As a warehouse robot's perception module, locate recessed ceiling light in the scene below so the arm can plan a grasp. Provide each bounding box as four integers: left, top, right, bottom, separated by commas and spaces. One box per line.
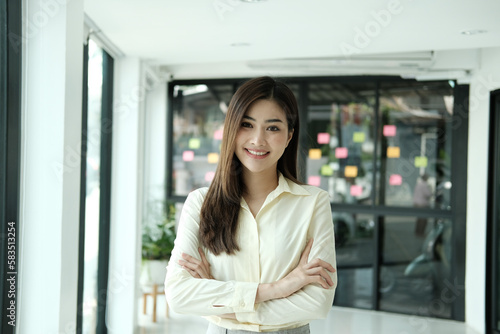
230, 43, 251, 47
460, 29, 487, 35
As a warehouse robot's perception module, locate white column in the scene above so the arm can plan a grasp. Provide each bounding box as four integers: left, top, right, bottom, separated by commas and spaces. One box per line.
19, 0, 84, 333
466, 46, 500, 333
106, 57, 144, 334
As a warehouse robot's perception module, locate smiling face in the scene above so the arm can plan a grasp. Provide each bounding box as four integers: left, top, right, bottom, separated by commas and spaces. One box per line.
234, 99, 294, 177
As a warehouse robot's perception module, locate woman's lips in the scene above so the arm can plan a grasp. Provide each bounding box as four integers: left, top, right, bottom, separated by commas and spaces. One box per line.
245, 148, 270, 159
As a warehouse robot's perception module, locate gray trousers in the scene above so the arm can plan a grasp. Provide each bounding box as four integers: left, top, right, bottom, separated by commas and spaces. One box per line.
206, 322, 310, 334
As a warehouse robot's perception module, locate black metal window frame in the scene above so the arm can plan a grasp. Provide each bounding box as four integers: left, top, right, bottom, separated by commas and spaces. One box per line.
77, 40, 114, 334
165, 76, 468, 321
486, 89, 500, 334
0, 0, 22, 333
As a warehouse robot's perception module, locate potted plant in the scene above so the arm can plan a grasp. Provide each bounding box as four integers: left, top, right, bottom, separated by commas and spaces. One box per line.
141, 200, 176, 285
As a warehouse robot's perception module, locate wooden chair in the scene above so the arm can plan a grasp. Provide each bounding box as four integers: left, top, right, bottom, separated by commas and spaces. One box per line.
142, 283, 169, 322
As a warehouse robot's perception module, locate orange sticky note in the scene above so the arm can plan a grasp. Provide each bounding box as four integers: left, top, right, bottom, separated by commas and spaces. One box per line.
344, 166, 358, 178
387, 146, 400, 158
309, 149, 322, 160
207, 153, 219, 164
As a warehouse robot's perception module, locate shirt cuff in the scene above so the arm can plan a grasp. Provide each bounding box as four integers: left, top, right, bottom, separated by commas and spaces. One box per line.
230, 282, 259, 312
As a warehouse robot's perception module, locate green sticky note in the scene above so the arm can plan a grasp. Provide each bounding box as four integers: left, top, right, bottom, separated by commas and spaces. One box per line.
189, 138, 201, 149
353, 132, 365, 143
414, 156, 428, 167
321, 165, 334, 176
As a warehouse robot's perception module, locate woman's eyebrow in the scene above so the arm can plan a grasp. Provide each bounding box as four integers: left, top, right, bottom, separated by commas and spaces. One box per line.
243, 115, 284, 123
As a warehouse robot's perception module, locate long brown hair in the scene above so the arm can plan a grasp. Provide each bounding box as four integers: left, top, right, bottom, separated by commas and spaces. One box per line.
199, 76, 301, 255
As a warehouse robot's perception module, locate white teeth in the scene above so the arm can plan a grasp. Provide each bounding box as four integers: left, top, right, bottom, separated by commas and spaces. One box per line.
247, 149, 268, 156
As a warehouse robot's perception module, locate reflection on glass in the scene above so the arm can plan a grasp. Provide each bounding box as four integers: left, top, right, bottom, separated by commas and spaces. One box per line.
82, 39, 103, 334
334, 212, 374, 309
379, 216, 452, 318
378, 81, 454, 208
306, 82, 376, 204
334, 268, 373, 309
172, 84, 233, 195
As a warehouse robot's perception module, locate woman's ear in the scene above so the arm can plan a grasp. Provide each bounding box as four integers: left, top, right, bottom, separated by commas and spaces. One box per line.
286, 129, 294, 147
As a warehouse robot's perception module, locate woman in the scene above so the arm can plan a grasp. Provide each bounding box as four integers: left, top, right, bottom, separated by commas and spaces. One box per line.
165, 76, 337, 333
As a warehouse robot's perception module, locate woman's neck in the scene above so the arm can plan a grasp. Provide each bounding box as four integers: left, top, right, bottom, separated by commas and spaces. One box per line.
242, 169, 279, 201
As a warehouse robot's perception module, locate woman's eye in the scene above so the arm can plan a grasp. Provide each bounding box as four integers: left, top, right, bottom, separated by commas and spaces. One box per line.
268, 126, 280, 131
241, 122, 252, 128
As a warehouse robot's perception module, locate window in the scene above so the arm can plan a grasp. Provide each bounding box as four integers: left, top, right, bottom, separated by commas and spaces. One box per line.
166, 76, 467, 321
77, 38, 114, 334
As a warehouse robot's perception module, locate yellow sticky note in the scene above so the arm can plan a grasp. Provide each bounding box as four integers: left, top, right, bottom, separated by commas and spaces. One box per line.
309, 149, 322, 160
344, 166, 358, 178
321, 165, 334, 176
207, 153, 219, 164
189, 138, 201, 149
387, 146, 400, 158
415, 156, 428, 167
353, 132, 365, 143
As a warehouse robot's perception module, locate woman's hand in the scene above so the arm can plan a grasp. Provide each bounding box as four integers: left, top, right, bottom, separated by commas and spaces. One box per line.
178, 247, 213, 279
276, 238, 336, 298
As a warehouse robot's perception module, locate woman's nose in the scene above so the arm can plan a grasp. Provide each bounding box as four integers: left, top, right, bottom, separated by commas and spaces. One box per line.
250, 128, 266, 146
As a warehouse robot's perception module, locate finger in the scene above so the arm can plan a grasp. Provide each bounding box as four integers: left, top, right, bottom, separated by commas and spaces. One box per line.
306, 267, 334, 287
300, 238, 314, 264
305, 258, 335, 273
181, 252, 201, 265
198, 248, 210, 268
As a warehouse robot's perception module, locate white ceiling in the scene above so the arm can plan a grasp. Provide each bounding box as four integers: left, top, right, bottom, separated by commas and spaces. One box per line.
84, 0, 500, 79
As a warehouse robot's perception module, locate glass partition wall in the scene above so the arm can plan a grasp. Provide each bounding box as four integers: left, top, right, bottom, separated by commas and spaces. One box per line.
166, 77, 467, 321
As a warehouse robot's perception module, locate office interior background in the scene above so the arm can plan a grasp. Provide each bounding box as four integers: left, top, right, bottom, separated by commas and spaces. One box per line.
1, 0, 500, 333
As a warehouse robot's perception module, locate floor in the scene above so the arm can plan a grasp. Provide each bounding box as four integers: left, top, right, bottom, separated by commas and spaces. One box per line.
138, 297, 482, 334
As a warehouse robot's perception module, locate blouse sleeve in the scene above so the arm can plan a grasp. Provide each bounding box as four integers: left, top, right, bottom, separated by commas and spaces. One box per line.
164, 189, 259, 316
235, 190, 337, 325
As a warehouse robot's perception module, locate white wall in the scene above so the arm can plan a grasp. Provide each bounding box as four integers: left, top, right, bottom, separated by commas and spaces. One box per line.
106, 57, 145, 334
466, 46, 500, 333
19, 0, 84, 333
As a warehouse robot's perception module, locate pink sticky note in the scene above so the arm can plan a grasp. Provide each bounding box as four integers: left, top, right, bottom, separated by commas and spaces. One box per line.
182, 150, 194, 162
335, 147, 348, 159
205, 171, 215, 182
308, 176, 321, 187
350, 185, 363, 197
213, 129, 223, 140
383, 125, 397, 137
317, 133, 330, 144
389, 174, 402, 186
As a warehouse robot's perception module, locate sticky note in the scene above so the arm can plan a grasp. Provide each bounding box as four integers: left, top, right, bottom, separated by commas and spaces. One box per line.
205, 171, 215, 182
309, 149, 322, 160
182, 150, 194, 162
335, 147, 348, 159
387, 146, 400, 158
389, 174, 402, 186
321, 165, 334, 176
188, 138, 201, 149
207, 153, 219, 164
350, 185, 363, 197
344, 166, 358, 178
308, 176, 321, 187
383, 125, 397, 137
317, 133, 330, 144
353, 132, 365, 143
415, 156, 428, 167
213, 129, 223, 140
